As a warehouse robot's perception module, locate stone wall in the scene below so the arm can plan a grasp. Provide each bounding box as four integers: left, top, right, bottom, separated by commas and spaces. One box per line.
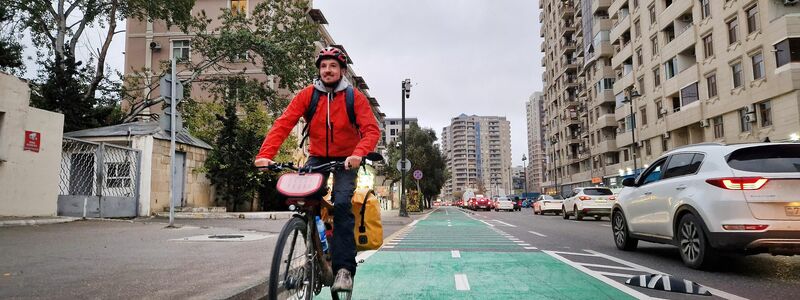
149, 139, 214, 213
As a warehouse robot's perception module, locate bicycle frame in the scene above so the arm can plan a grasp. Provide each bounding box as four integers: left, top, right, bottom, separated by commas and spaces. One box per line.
294, 200, 335, 288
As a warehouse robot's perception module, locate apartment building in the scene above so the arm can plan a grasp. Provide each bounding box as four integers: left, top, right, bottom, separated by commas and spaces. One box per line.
383, 117, 418, 145
124, 0, 384, 127
540, 0, 800, 195
441, 114, 512, 198
525, 92, 547, 193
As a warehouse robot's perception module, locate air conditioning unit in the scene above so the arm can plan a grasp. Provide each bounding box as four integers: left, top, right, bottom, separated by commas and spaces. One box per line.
744, 113, 757, 123
700, 119, 710, 128
663, 132, 671, 139
742, 104, 756, 114
637, 141, 644, 147
785, 0, 799, 6
659, 108, 668, 115
149, 41, 161, 51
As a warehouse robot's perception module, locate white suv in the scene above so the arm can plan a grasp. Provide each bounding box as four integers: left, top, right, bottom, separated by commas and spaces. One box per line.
612, 143, 800, 269
562, 187, 617, 221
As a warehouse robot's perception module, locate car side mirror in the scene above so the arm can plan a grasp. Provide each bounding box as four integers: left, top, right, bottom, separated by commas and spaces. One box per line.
622, 178, 636, 187
365, 152, 384, 162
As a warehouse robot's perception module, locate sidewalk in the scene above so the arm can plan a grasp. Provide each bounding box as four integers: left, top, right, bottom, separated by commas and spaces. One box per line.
0, 208, 432, 299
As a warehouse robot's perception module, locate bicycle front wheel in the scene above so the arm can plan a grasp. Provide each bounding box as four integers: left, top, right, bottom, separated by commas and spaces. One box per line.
268, 217, 314, 300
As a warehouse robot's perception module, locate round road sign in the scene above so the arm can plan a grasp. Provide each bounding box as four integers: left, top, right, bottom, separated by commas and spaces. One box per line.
413, 170, 423, 180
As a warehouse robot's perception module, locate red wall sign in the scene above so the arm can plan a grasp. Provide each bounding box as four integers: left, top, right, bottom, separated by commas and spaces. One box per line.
24, 131, 41, 152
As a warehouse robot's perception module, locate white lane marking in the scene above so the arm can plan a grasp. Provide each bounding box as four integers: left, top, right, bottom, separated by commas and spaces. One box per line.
454, 274, 470, 291
382, 245, 395, 249
572, 221, 581, 223
479, 220, 495, 227
550, 251, 598, 257
355, 250, 377, 262
578, 263, 640, 271
524, 246, 538, 250
519, 243, 532, 246
451, 250, 461, 258
446, 210, 449, 215
662, 275, 671, 291
583, 250, 747, 300
543, 250, 661, 300
684, 279, 693, 294
597, 271, 638, 278
493, 220, 517, 227
528, 231, 548, 237
409, 220, 419, 227
601, 224, 612, 227
448, 224, 452, 227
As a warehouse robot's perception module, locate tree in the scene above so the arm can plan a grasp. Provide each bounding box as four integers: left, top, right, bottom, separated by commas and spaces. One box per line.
384, 124, 449, 209
0, 2, 23, 72
122, 0, 318, 121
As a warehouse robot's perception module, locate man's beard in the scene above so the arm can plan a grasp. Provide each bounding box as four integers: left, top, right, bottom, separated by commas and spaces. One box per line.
323, 77, 340, 89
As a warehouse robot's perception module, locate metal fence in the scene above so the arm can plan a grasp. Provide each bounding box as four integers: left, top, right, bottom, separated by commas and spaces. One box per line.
57, 137, 142, 218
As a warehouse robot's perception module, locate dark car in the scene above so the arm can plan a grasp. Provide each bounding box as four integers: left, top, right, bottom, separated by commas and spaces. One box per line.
513, 197, 522, 211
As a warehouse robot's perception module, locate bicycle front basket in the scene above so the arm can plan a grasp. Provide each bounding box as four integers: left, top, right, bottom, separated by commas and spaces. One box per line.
276, 173, 325, 198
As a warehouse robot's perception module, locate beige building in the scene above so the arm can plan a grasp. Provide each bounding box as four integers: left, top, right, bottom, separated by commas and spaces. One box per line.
525, 92, 547, 193
0, 72, 65, 216
383, 117, 418, 145
539, 0, 800, 195
441, 114, 512, 198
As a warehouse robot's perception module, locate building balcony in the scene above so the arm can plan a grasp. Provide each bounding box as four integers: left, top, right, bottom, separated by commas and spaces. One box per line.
593, 139, 618, 154
592, 0, 613, 14
594, 90, 616, 106
659, 0, 693, 31
561, 40, 578, 56
611, 42, 632, 69
596, 42, 614, 58
666, 102, 702, 131
608, 0, 625, 21
593, 114, 617, 130
561, 6, 576, 20
616, 129, 634, 147
610, 15, 630, 44
561, 24, 576, 37
662, 64, 698, 99
661, 26, 696, 62
612, 69, 634, 94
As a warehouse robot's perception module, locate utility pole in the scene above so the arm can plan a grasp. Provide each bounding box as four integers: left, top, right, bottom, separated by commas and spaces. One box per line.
624, 89, 641, 178
522, 154, 528, 200
399, 79, 411, 217
159, 58, 183, 228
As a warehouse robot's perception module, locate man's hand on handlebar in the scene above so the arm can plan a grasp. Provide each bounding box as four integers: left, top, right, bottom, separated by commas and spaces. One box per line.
344, 155, 362, 170
254, 158, 275, 168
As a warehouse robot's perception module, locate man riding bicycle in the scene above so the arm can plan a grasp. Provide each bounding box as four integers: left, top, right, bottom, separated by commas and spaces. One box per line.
254, 46, 380, 293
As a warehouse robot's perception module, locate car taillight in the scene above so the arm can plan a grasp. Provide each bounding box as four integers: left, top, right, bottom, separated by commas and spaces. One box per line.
609, 196, 616, 201
722, 224, 769, 231
706, 177, 769, 190
579, 196, 591, 200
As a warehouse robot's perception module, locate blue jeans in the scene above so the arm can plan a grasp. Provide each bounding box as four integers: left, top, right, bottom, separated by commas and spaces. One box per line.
305, 156, 357, 275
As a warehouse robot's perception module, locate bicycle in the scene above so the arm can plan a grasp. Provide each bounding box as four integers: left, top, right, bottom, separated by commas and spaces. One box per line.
260, 152, 383, 300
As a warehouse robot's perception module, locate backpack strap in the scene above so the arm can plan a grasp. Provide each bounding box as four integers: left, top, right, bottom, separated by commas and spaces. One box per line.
300, 89, 322, 148
358, 190, 370, 233
345, 86, 360, 137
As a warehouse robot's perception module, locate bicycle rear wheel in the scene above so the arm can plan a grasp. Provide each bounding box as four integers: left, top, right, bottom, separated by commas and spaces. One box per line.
268, 217, 314, 300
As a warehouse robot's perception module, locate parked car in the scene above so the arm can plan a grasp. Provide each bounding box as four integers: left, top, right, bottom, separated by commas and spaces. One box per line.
513, 197, 522, 211
533, 195, 564, 215
562, 187, 616, 221
494, 196, 514, 211
612, 142, 800, 269
471, 197, 493, 211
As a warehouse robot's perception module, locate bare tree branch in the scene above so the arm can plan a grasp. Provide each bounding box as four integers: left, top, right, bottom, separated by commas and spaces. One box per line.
82, 0, 117, 103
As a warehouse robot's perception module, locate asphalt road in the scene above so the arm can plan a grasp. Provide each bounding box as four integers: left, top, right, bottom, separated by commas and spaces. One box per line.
465, 207, 800, 300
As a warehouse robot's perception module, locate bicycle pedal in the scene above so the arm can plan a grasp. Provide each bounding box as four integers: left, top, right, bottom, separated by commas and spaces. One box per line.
336, 291, 352, 300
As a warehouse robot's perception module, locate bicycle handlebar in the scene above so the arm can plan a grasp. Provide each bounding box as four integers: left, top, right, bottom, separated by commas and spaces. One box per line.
256, 161, 346, 173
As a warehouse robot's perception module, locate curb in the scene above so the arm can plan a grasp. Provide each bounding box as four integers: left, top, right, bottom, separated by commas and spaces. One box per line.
221, 279, 267, 300
154, 212, 295, 220
0, 217, 79, 227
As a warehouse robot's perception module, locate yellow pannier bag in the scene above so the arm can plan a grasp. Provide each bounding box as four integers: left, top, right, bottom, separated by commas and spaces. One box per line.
351, 188, 383, 251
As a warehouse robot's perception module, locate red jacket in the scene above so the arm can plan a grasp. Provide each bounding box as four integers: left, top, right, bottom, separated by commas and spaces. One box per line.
256, 83, 380, 160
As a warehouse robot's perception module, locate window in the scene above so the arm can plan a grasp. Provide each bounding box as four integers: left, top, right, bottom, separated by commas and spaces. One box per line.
652, 67, 661, 87
701, 0, 711, 19
713, 116, 724, 138
746, 4, 759, 34
656, 100, 664, 118
106, 162, 132, 188
649, 5, 656, 25
639, 159, 666, 185
751, 52, 765, 80
664, 57, 677, 79
731, 62, 743, 88
231, 0, 247, 14
633, 0, 639, 9
681, 82, 699, 106
644, 139, 652, 156
172, 40, 191, 61
390, 128, 397, 135
583, 188, 613, 196
703, 34, 714, 58
759, 101, 772, 127
636, 48, 643, 66
727, 144, 800, 173
634, 19, 641, 38
638, 77, 645, 94
663, 153, 703, 179
739, 108, 753, 132
640, 106, 648, 125
727, 17, 739, 44
389, 121, 396, 125
661, 137, 668, 151
706, 73, 718, 98
651, 36, 659, 55
774, 38, 800, 67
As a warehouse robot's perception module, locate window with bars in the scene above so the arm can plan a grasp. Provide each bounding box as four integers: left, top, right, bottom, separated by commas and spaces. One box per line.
640, 106, 648, 126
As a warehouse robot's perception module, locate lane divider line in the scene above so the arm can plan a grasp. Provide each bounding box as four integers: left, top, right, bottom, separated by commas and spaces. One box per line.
493, 220, 517, 227
528, 231, 547, 237
454, 274, 470, 291
578, 263, 640, 271
479, 220, 495, 227
598, 271, 640, 278
524, 247, 538, 250
355, 250, 377, 263
519, 243, 531, 246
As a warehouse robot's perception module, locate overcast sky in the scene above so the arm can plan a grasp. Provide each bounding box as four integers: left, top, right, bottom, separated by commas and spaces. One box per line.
21, 0, 543, 166
315, 0, 543, 166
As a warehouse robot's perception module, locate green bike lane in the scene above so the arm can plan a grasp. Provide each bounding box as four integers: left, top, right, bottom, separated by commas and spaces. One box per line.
319, 207, 636, 299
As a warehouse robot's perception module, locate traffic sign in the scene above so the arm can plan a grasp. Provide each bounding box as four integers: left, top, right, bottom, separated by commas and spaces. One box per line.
396, 159, 411, 172
159, 75, 184, 105
413, 170, 423, 180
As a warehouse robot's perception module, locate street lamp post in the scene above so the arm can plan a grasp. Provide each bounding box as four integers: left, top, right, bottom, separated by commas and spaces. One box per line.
399, 79, 411, 217
522, 154, 528, 201
623, 89, 641, 178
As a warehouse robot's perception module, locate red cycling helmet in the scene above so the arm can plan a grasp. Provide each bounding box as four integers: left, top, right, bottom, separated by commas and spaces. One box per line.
315, 46, 348, 68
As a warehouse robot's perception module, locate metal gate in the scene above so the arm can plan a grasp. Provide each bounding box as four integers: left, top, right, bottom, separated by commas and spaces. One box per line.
57, 137, 142, 218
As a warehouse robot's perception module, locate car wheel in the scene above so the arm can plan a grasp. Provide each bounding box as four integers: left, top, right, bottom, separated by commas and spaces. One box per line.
574, 206, 583, 221
555, 211, 561, 216
612, 210, 638, 251
595, 216, 602, 221
562, 206, 569, 219
678, 214, 718, 269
